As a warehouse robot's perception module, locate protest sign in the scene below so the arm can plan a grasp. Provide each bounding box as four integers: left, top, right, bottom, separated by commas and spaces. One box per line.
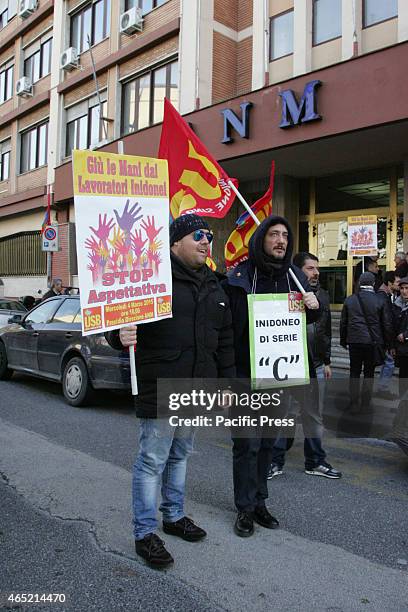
248, 293, 309, 389
348, 215, 377, 256
73, 150, 172, 336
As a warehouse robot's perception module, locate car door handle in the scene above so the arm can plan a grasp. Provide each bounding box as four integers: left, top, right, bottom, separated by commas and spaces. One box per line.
65, 332, 73, 339
32, 332, 39, 337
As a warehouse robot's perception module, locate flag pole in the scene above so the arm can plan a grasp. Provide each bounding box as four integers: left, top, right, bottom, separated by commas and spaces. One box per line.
118, 140, 138, 396
227, 179, 305, 295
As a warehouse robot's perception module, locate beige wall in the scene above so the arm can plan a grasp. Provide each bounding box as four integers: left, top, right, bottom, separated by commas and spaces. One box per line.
269, 0, 293, 18
312, 38, 342, 71
362, 18, 398, 54
0, 211, 45, 238
269, 54, 293, 84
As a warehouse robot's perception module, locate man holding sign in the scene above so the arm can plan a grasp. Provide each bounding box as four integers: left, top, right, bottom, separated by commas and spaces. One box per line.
224, 215, 320, 537
107, 214, 235, 567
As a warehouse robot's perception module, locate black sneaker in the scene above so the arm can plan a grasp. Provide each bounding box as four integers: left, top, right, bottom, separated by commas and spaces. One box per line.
253, 506, 280, 529
163, 516, 207, 542
267, 464, 283, 479
305, 463, 342, 479
234, 511, 254, 537
135, 533, 174, 568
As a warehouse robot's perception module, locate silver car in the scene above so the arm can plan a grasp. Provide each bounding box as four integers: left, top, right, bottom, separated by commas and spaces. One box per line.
0, 299, 27, 327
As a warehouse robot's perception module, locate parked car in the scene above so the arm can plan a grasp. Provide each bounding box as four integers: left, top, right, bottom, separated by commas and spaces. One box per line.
0, 295, 130, 406
0, 299, 27, 327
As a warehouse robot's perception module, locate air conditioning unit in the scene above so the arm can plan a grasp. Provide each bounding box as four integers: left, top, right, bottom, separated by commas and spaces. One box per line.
18, 0, 38, 19
120, 7, 143, 36
60, 47, 79, 71
16, 76, 32, 97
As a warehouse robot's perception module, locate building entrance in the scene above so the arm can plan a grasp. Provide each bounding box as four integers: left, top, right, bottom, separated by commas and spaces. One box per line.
300, 168, 403, 308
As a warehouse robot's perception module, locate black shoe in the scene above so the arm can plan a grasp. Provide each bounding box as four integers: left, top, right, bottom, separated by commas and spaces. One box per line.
163, 516, 206, 542
135, 533, 174, 568
253, 505, 280, 529
234, 511, 254, 537
305, 463, 342, 479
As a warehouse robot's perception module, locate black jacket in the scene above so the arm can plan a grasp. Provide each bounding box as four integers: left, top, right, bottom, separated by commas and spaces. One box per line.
223, 215, 321, 378
393, 296, 408, 358
307, 287, 331, 368
106, 254, 235, 417
340, 288, 393, 349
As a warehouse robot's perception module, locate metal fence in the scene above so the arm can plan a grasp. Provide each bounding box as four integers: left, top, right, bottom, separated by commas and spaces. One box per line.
0, 231, 47, 276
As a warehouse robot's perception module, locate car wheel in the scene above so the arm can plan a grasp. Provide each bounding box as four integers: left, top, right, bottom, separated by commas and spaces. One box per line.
62, 357, 94, 407
0, 341, 13, 380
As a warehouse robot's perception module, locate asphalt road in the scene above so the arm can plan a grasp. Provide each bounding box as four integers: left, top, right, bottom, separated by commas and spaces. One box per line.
1, 373, 408, 612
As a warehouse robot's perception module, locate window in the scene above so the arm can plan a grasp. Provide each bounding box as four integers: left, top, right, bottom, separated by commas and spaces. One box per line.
270, 11, 294, 60
363, 0, 397, 28
20, 122, 48, 173
124, 0, 167, 16
121, 60, 178, 135
25, 300, 59, 325
70, 0, 111, 54
0, 140, 10, 181
313, 0, 342, 45
65, 95, 108, 156
24, 39, 52, 84
52, 299, 80, 324
0, 0, 17, 30
0, 64, 13, 104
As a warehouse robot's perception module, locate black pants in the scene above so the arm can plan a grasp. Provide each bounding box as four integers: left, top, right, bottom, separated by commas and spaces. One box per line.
271, 436, 326, 470
398, 356, 408, 399
232, 435, 275, 512
348, 343, 375, 408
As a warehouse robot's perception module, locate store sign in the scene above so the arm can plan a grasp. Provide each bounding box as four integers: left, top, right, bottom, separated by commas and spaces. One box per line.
220, 80, 322, 143
348, 215, 378, 256
42, 225, 59, 252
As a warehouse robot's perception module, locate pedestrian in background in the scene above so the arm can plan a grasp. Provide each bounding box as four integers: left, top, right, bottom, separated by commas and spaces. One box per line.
395, 251, 408, 279
41, 278, 63, 301
269, 252, 341, 480
340, 272, 393, 414
107, 214, 235, 568
375, 271, 400, 400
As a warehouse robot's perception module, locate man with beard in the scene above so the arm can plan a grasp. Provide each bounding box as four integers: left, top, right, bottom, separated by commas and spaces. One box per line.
223, 216, 321, 537
269, 252, 342, 480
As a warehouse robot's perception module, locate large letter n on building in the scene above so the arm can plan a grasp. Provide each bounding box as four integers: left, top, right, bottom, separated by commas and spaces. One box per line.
221, 102, 253, 144
279, 80, 322, 128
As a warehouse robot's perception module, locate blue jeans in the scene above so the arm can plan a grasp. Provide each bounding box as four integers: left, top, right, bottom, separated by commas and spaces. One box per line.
378, 352, 395, 391
132, 418, 195, 540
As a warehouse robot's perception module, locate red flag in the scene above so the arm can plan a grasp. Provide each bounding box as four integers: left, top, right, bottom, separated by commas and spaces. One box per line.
159, 98, 238, 219
225, 162, 275, 270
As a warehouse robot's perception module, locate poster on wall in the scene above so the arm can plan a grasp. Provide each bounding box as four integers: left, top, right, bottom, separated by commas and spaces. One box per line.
248, 293, 309, 390
347, 215, 378, 256
72, 150, 172, 336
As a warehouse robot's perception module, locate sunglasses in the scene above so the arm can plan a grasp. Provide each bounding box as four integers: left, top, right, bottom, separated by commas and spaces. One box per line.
192, 229, 213, 243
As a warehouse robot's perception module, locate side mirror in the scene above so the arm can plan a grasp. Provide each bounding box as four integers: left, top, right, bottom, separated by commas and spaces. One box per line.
8, 314, 23, 324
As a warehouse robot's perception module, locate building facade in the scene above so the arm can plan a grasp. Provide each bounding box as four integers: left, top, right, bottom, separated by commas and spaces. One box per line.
0, 0, 407, 306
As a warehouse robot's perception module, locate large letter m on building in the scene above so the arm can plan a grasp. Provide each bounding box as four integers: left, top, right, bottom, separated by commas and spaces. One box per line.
279, 79, 322, 128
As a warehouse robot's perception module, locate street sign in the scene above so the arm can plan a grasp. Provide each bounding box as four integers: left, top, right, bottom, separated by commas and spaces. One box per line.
42, 225, 59, 252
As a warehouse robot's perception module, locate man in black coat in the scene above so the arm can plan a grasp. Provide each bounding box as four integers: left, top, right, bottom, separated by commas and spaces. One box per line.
223, 214, 321, 537
340, 271, 393, 414
107, 214, 235, 568
269, 252, 341, 480
41, 278, 63, 301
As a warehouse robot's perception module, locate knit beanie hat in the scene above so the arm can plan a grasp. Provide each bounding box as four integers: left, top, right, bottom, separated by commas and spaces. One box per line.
359, 272, 375, 286
169, 214, 210, 246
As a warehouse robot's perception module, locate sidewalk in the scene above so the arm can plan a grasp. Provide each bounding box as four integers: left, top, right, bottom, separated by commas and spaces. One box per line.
0, 418, 407, 612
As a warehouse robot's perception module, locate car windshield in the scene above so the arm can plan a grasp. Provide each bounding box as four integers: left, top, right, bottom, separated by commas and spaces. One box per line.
0, 300, 27, 312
